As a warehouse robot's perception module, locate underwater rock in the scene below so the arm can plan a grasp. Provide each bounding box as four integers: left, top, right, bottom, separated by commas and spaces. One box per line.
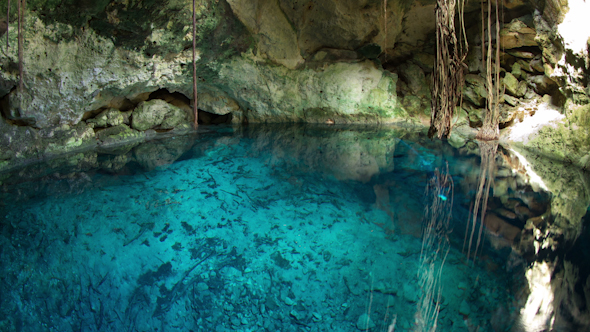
459, 299, 471, 316
356, 313, 376, 330
484, 213, 522, 242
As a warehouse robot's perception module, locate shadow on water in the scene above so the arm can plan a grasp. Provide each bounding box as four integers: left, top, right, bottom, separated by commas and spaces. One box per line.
0, 124, 589, 331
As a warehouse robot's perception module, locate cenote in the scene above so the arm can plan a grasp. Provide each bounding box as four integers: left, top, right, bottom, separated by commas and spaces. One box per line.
2, 0, 590, 331
1, 124, 589, 332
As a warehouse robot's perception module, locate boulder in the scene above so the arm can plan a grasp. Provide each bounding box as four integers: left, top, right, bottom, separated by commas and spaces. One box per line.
517, 59, 534, 72
459, 299, 472, 316
530, 58, 545, 72
131, 99, 188, 131
500, 19, 538, 49
95, 124, 144, 146
197, 92, 240, 116
356, 313, 376, 330
464, 74, 487, 107
503, 72, 520, 96
87, 108, 125, 128
504, 95, 519, 107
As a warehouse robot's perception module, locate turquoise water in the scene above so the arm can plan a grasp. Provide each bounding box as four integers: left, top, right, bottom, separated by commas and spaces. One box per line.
0, 125, 587, 332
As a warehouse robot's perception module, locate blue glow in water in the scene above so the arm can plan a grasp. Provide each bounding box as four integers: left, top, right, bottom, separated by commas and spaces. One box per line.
0, 125, 583, 331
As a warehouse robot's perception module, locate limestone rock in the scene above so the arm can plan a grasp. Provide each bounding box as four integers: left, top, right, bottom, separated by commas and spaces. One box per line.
459, 300, 471, 316
219, 56, 401, 124
131, 99, 187, 131
503, 72, 521, 97
499, 104, 520, 126
356, 313, 376, 330
464, 74, 487, 107
500, 19, 537, 49
533, 10, 564, 73
412, 53, 436, 73
517, 59, 534, 72
529, 75, 558, 95
160, 106, 187, 130
398, 63, 428, 95
278, 0, 404, 58
517, 81, 528, 97
96, 124, 144, 146
87, 108, 125, 128
227, 0, 304, 69
530, 58, 545, 73
484, 212, 522, 242
506, 50, 536, 59
504, 95, 519, 107
511, 62, 523, 78
197, 92, 240, 116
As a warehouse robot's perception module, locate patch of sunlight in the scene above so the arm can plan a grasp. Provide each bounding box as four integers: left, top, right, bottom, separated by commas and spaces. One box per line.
558, 0, 590, 54
505, 102, 565, 143
507, 148, 549, 192
519, 261, 555, 331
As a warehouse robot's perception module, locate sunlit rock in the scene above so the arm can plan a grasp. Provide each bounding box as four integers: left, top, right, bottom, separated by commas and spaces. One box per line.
219, 55, 400, 123
500, 18, 538, 49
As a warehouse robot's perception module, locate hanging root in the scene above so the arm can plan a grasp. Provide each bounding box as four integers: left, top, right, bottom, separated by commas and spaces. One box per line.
17, 0, 25, 95
476, 0, 502, 141
5, 0, 9, 48
429, 0, 468, 139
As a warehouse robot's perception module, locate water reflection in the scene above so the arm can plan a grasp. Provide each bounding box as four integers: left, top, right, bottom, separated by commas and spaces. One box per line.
0, 124, 588, 331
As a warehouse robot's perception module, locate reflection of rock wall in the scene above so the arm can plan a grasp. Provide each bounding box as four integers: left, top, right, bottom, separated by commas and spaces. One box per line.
238, 125, 399, 183
512, 147, 590, 251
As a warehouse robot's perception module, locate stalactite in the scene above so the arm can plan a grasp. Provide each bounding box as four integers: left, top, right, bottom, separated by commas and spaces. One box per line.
428, 0, 467, 139
192, 0, 198, 128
